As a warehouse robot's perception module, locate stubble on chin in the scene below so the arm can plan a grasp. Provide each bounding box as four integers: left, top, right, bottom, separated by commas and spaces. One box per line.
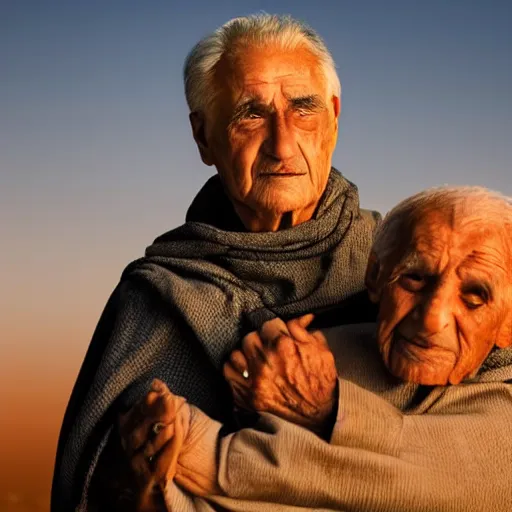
386, 346, 455, 385
251, 177, 314, 213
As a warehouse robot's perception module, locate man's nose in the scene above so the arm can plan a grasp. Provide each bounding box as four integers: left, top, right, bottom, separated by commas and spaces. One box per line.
264, 115, 296, 161
417, 289, 452, 334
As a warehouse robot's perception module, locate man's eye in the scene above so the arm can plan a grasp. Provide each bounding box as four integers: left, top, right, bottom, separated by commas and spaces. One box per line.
461, 288, 488, 310
461, 295, 484, 310
246, 111, 264, 120
398, 273, 425, 291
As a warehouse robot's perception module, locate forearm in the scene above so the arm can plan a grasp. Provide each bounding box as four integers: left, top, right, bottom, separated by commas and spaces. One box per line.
214, 379, 512, 511
171, 407, 224, 498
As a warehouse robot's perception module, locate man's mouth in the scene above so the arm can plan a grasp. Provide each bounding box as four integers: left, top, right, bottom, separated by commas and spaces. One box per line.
398, 333, 431, 349
392, 336, 423, 362
260, 172, 306, 178
392, 331, 455, 361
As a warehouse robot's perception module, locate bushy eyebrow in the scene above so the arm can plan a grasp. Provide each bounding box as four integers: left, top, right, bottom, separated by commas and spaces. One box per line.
390, 251, 427, 278
289, 94, 326, 111
393, 250, 497, 300
229, 99, 266, 126
229, 94, 326, 126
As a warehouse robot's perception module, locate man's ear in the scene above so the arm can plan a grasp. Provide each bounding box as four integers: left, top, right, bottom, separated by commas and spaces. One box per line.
364, 251, 382, 303
332, 96, 341, 134
332, 95, 341, 119
189, 112, 214, 166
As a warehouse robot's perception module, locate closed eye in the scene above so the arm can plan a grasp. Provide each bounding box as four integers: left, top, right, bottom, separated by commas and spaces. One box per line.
460, 283, 490, 310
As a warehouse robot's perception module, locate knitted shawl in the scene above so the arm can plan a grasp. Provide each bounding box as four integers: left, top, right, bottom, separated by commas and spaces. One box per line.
51, 169, 381, 511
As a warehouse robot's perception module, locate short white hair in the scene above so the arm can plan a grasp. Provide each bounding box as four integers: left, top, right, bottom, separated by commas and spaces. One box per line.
183, 13, 341, 115
372, 186, 512, 265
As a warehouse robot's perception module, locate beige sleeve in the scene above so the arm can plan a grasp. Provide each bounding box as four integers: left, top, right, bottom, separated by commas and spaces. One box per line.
212, 378, 512, 512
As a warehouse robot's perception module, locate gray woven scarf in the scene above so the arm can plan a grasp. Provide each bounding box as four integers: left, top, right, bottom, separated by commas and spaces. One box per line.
52, 169, 381, 511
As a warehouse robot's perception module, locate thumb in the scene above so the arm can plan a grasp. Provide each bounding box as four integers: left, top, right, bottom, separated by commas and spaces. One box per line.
150, 378, 170, 394
287, 314, 316, 343
297, 313, 315, 328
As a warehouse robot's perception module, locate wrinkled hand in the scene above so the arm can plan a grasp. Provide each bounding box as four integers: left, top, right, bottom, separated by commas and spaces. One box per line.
223, 314, 338, 435
118, 379, 221, 511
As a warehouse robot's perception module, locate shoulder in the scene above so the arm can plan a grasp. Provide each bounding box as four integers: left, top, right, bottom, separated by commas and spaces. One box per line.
359, 208, 382, 227
476, 346, 512, 383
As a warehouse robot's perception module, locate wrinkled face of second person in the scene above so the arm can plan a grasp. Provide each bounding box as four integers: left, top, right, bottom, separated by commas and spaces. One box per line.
191, 41, 340, 231
373, 211, 512, 385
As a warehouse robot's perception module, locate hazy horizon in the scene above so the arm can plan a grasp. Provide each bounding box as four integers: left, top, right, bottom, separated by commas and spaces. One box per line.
1, 1, 511, 509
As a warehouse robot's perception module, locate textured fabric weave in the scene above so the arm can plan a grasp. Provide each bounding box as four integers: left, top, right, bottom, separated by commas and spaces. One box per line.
51, 169, 381, 511
168, 323, 512, 511
209, 324, 512, 511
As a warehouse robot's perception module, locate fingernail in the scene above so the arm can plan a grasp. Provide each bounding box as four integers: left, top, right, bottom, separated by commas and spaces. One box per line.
151, 379, 163, 391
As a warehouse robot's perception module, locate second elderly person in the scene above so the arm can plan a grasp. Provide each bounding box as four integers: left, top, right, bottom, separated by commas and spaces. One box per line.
124, 186, 512, 512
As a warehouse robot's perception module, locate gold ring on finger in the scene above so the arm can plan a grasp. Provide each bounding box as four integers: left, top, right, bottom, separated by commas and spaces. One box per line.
152, 422, 165, 435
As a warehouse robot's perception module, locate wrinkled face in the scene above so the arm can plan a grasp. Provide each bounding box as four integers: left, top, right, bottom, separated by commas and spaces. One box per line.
376, 213, 511, 385
197, 43, 339, 217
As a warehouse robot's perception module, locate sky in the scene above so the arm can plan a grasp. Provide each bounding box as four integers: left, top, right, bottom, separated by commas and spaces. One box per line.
1, 0, 511, 509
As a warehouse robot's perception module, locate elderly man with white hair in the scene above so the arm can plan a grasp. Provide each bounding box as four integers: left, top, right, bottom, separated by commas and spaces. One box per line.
118, 185, 512, 511
52, 14, 381, 511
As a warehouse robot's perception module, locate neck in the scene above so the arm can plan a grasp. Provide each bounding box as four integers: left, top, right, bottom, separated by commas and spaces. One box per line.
232, 201, 318, 232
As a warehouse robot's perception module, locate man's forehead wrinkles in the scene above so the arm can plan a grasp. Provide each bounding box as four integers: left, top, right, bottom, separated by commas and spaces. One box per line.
235, 75, 319, 97
239, 72, 313, 91
411, 218, 460, 268
239, 80, 316, 95
397, 230, 455, 274
413, 238, 445, 262
243, 72, 303, 85
459, 248, 507, 274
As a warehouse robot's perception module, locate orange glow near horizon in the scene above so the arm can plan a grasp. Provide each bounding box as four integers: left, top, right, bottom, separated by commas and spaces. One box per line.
1, 312, 99, 511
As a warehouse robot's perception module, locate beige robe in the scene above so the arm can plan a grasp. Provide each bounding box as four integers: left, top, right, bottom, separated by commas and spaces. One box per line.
167, 323, 512, 512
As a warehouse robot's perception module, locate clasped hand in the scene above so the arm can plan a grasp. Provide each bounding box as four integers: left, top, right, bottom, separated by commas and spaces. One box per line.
117, 314, 338, 510
224, 314, 338, 434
